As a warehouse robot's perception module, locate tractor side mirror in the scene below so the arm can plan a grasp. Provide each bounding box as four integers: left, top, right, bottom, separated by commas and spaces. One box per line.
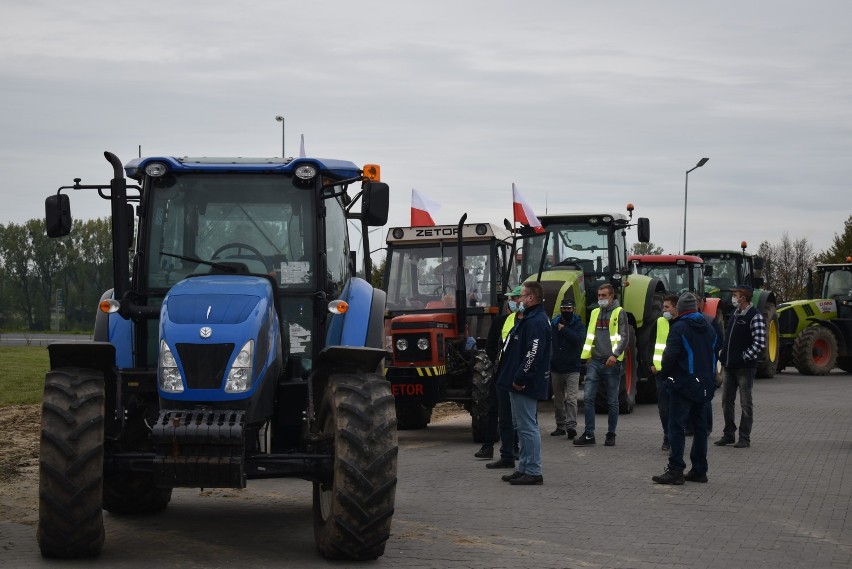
45, 194, 72, 238
637, 217, 650, 243
753, 277, 764, 289
753, 256, 765, 271
363, 181, 389, 227
703, 265, 714, 277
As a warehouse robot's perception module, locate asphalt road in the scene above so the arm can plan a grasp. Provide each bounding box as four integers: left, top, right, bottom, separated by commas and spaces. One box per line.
0, 333, 92, 347
2, 369, 850, 568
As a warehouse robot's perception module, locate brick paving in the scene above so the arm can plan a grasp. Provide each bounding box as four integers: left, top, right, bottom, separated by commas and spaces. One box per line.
1, 370, 850, 568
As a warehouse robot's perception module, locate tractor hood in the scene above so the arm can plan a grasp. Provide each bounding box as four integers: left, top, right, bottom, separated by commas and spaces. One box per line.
163, 276, 271, 324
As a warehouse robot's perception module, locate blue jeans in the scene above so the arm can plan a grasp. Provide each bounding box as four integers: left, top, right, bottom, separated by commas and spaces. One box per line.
667, 390, 710, 473
509, 392, 542, 476
497, 388, 517, 461
583, 359, 621, 434
655, 376, 670, 437
722, 367, 755, 442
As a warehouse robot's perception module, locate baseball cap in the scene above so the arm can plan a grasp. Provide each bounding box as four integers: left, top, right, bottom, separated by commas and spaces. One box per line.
509, 285, 524, 297
560, 298, 576, 308
729, 284, 754, 293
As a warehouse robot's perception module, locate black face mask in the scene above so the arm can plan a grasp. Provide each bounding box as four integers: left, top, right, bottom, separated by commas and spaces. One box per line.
561, 311, 573, 319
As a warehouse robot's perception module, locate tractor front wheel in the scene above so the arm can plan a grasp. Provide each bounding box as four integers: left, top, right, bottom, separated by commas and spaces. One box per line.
313, 373, 398, 560
37, 367, 105, 559
756, 305, 780, 378
793, 326, 839, 375
470, 350, 495, 443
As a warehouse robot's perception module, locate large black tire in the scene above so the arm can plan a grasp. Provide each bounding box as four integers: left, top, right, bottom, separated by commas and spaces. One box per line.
394, 400, 432, 430
470, 350, 494, 443
756, 305, 780, 379
313, 373, 398, 560
103, 473, 172, 515
793, 326, 839, 375
37, 367, 105, 559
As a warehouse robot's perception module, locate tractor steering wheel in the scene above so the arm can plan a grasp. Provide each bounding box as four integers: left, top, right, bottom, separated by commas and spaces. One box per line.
556, 257, 584, 267
211, 242, 271, 272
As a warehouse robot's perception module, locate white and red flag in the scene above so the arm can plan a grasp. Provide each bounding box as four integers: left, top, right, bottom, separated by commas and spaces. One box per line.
411, 188, 441, 226
512, 183, 544, 233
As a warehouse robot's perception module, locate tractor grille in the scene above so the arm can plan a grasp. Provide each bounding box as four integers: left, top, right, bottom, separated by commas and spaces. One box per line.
176, 343, 235, 389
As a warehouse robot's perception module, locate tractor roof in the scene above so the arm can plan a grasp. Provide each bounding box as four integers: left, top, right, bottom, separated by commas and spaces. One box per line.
538, 212, 630, 225
628, 254, 704, 264
386, 223, 511, 245
124, 156, 363, 181
686, 249, 754, 258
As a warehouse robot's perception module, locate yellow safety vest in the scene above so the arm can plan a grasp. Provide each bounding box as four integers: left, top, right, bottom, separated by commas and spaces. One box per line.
652, 316, 669, 367
580, 307, 624, 361
501, 312, 518, 340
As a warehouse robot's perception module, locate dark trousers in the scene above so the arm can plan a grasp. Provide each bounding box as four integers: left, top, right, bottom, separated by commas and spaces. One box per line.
667, 390, 710, 474
655, 376, 670, 437
484, 375, 500, 444
722, 367, 755, 442
497, 387, 517, 461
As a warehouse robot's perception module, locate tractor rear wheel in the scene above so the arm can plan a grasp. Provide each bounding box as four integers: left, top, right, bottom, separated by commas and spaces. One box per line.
756, 305, 780, 378
470, 350, 494, 444
37, 367, 105, 559
793, 326, 839, 375
103, 472, 172, 515
313, 373, 398, 560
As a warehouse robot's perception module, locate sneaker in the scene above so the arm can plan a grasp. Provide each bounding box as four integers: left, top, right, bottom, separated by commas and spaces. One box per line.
733, 439, 750, 448
652, 466, 685, 485
501, 471, 524, 482
550, 428, 567, 437
566, 428, 577, 439
661, 437, 670, 452
485, 457, 515, 469
714, 435, 735, 446
573, 432, 596, 446
605, 432, 616, 447
509, 473, 543, 486
474, 444, 494, 459
684, 470, 708, 483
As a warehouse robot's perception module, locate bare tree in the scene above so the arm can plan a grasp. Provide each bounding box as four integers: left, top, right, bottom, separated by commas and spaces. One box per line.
768, 233, 816, 301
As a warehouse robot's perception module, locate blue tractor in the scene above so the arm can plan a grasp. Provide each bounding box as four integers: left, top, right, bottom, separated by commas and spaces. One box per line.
38, 152, 396, 560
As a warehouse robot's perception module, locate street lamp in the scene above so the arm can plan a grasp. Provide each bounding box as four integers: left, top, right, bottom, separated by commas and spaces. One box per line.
275, 115, 285, 157
682, 157, 709, 253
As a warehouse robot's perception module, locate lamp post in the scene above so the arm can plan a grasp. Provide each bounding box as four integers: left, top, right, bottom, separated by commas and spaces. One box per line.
275, 115, 285, 157
682, 157, 709, 253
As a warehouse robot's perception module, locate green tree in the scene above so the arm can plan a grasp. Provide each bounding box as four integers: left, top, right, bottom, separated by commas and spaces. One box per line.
630, 242, 664, 255
371, 255, 387, 289
0, 222, 37, 329
818, 214, 852, 263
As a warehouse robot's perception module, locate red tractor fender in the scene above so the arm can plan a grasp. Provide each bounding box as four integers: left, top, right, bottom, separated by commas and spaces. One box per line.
703, 297, 722, 319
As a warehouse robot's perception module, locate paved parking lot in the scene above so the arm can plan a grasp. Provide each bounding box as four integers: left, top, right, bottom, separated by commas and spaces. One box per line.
2, 370, 850, 568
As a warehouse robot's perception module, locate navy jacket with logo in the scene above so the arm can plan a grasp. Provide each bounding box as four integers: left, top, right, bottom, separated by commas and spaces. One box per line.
660, 311, 718, 403
496, 302, 552, 400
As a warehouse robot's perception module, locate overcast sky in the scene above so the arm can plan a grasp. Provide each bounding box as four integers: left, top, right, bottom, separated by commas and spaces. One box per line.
2, 1, 850, 258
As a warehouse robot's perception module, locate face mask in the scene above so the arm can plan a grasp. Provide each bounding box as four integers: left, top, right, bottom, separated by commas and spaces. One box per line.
517, 302, 526, 313
598, 298, 610, 308
508, 300, 518, 312
561, 311, 573, 319
662, 311, 672, 320
731, 297, 740, 307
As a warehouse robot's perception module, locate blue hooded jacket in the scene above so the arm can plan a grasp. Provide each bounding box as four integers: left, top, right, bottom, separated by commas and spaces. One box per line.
496, 302, 552, 400
660, 311, 718, 403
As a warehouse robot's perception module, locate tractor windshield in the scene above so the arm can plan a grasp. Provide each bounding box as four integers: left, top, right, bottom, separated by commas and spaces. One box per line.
518, 223, 625, 281
145, 174, 315, 289
824, 267, 852, 300
385, 243, 491, 310
702, 256, 739, 295
634, 263, 703, 295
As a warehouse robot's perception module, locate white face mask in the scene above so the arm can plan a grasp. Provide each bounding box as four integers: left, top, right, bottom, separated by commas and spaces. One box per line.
508, 300, 518, 312
517, 302, 526, 313
731, 296, 740, 307
662, 311, 673, 320
598, 298, 610, 308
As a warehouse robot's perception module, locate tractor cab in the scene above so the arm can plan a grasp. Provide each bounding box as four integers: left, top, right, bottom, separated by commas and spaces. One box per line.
628, 254, 705, 296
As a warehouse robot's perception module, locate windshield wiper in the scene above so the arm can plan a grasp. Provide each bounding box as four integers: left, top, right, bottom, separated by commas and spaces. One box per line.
159, 251, 238, 274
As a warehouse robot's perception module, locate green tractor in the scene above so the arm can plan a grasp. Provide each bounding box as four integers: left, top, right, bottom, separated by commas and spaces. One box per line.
516, 204, 660, 414
776, 260, 852, 375
686, 242, 780, 379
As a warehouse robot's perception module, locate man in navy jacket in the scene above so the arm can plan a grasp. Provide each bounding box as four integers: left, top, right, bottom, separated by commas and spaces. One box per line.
496, 281, 552, 485
549, 298, 585, 439
653, 293, 718, 485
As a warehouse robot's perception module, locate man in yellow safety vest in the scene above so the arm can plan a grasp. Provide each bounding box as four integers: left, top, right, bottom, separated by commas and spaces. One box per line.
649, 294, 680, 451
574, 284, 629, 447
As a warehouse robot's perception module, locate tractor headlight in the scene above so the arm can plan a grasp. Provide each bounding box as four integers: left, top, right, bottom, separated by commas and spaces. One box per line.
225, 340, 254, 393
158, 341, 184, 393
396, 338, 409, 351
417, 337, 430, 351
